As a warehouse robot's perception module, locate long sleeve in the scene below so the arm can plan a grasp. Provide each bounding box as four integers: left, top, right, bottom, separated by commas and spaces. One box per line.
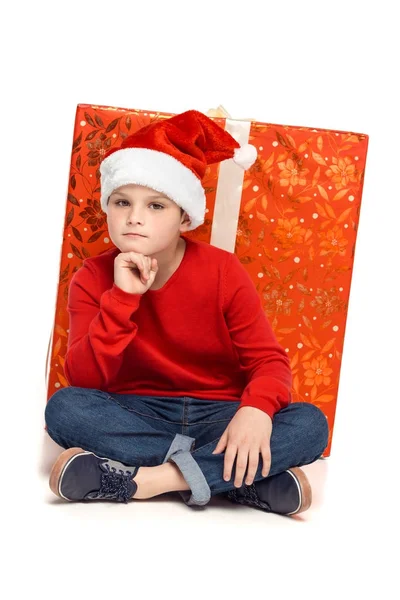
223, 253, 292, 419
64, 261, 142, 389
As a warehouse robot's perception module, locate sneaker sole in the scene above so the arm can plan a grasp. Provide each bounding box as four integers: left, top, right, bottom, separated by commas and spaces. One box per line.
285, 467, 312, 515
49, 447, 94, 500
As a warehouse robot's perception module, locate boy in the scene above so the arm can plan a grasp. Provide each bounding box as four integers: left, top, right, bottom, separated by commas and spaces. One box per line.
45, 110, 328, 514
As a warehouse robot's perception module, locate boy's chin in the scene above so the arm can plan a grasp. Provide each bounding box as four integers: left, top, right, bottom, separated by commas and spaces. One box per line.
118, 236, 153, 252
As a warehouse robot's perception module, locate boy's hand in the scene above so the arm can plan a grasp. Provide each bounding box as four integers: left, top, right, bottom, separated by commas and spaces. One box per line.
212, 407, 272, 487
114, 251, 159, 295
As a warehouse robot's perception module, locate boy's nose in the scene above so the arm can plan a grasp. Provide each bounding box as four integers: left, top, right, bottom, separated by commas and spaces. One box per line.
128, 209, 144, 224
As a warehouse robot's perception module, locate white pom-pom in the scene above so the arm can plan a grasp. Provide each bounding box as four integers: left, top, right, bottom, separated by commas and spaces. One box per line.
233, 144, 257, 170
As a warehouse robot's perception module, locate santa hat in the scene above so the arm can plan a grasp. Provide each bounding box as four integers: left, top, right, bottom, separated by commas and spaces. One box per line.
99, 109, 257, 230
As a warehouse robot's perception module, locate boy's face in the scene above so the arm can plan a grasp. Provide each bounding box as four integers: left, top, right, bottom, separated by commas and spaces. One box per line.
106, 184, 192, 253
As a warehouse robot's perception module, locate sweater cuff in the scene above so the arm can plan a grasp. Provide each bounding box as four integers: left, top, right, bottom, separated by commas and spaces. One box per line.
238, 397, 279, 420
109, 283, 142, 307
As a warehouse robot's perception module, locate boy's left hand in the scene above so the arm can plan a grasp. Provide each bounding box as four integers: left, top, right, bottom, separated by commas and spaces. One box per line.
212, 406, 272, 487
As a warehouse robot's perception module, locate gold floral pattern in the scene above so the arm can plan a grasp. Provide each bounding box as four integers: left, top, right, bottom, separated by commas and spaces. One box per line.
46, 103, 369, 458
304, 355, 334, 388
272, 218, 307, 249
278, 159, 309, 188
319, 225, 349, 257
326, 156, 358, 189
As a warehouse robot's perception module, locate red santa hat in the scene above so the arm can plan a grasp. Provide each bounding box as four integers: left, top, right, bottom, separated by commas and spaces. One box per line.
100, 109, 257, 230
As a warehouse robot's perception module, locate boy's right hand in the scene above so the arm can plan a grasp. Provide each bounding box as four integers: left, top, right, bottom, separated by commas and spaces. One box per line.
114, 251, 159, 295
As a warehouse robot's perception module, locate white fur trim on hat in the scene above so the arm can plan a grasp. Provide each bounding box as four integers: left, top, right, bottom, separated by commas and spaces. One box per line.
100, 148, 206, 231
232, 144, 258, 170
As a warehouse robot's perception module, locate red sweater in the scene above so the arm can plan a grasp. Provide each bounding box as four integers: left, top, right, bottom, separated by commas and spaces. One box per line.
65, 236, 292, 418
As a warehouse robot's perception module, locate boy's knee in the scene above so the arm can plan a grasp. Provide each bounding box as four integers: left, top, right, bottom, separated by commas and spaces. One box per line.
300, 402, 329, 454
45, 386, 85, 433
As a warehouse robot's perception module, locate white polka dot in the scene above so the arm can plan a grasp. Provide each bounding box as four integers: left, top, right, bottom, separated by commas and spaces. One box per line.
304, 154, 308, 158
325, 157, 328, 160
339, 287, 343, 291
328, 186, 332, 190
320, 264, 324, 267
249, 214, 253, 219
80, 199, 83, 202
89, 174, 92, 177
298, 324, 302, 327
144, 113, 147, 116
289, 285, 294, 289
55, 382, 60, 388
281, 194, 285, 197
253, 185, 259, 192
344, 224, 349, 228
67, 329, 69, 333
313, 213, 319, 219
274, 247, 279, 251
294, 257, 300, 263
335, 133, 339, 136
55, 364, 58, 367
297, 343, 303, 349
305, 393, 309, 396
205, 208, 209, 213
258, 253, 262, 257
355, 156, 359, 160
68, 234, 71, 237
314, 193, 317, 196
104, 237, 110, 243
313, 316, 317, 320
349, 195, 354, 201
329, 353, 333, 358
310, 288, 313, 291
84, 228, 87, 231
272, 141, 278, 147
113, 133, 117, 138
67, 253, 73, 258
333, 325, 339, 331
259, 146, 263, 151
300, 218, 304, 223
270, 218, 275, 222
258, 273, 264, 278
80, 120, 86, 126
285, 348, 289, 352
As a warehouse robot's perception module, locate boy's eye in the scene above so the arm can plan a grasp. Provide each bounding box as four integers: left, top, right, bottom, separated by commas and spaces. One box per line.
115, 200, 164, 209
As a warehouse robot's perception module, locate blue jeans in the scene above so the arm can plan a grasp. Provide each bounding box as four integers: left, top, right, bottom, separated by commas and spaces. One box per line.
45, 387, 329, 508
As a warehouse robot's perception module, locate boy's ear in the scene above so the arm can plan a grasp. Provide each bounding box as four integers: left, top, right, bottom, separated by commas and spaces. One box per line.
181, 211, 192, 229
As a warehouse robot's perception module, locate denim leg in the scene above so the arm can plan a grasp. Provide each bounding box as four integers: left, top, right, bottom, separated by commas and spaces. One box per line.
45, 387, 211, 506
45, 387, 188, 467
183, 402, 329, 500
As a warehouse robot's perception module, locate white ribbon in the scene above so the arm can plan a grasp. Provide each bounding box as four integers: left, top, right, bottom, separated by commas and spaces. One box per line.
210, 118, 252, 253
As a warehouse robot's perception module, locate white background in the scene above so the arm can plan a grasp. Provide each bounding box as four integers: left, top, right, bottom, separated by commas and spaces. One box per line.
2, 1, 399, 598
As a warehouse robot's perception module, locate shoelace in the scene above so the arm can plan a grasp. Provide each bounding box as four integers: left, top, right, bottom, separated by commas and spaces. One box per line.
227, 483, 271, 511
90, 464, 135, 503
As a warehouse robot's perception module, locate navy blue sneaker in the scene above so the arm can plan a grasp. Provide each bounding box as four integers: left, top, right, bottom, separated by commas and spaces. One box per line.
49, 447, 139, 503
226, 467, 312, 515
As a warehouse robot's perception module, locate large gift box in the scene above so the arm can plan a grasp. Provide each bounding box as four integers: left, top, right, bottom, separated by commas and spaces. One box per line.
46, 103, 369, 457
